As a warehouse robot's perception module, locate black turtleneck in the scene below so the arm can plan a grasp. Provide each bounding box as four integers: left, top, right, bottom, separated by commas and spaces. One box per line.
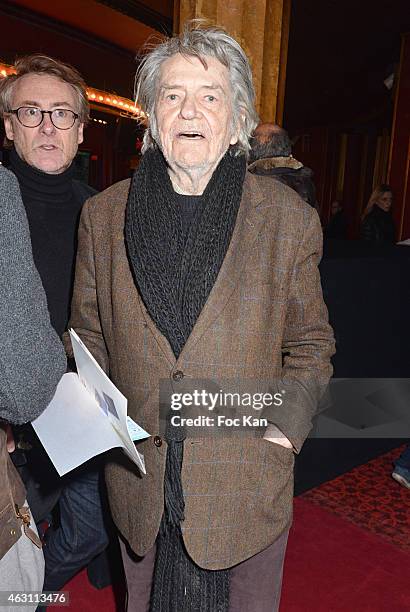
9, 147, 85, 337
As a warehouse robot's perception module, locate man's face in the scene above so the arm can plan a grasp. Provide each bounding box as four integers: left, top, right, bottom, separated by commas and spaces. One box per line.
4, 73, 84, 174
155, 54, 239, 176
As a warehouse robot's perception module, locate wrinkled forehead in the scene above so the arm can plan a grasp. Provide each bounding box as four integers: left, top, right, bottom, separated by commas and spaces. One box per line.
11, 73, 78, 109
157, 53, 232, 94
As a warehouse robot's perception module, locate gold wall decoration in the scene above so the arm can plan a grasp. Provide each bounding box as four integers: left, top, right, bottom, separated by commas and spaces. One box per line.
173, 0, 291, 124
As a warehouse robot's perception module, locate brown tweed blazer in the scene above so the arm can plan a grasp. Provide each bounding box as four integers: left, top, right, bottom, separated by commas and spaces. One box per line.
69, 170, 335, 570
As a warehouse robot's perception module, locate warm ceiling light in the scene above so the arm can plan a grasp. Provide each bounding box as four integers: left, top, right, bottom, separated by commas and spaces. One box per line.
0, 62, 144, 119
0, 62, 139, 118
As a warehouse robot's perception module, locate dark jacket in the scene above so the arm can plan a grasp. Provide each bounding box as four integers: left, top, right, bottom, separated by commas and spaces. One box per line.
248, 156, 318, 209
360, 206, 396, 243
0, 166, 66, 560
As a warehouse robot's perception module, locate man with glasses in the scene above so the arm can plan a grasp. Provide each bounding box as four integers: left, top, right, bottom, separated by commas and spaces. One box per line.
0, 55, 109, 593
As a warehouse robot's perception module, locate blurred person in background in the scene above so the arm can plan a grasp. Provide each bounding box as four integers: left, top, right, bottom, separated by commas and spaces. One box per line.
360, 184, 395, 243
248, 122, 318, 209
324, 200, 347, 239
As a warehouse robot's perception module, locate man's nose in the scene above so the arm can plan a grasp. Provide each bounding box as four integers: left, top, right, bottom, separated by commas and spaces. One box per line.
179, 94, 199, 120
39, 112, 56, 134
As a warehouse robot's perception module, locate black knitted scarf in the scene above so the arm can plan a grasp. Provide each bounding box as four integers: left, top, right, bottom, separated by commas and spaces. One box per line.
125, 146, 246, 611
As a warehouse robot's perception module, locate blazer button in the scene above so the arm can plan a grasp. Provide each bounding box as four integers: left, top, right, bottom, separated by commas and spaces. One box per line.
154, 435, 162, 447
172, 370, 184, 381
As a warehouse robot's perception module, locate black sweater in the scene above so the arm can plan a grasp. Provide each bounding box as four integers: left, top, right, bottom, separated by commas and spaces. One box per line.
9, 148, 96, 336
174, 192, 205, 241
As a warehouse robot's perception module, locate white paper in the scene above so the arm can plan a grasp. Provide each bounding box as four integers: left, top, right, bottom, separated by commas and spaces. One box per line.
32, 330, 150, 476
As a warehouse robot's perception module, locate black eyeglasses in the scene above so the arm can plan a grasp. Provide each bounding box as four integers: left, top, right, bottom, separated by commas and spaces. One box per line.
10, 106, 79, 130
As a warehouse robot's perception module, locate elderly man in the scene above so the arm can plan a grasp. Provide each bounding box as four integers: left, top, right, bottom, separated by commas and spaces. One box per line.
249, 122, 318, 208
69, 23, 335, 612
0, 55, 109, 592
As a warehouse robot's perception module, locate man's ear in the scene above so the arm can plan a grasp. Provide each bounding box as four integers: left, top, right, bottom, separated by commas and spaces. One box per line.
230, 110, 245, 146
77, 122, 84, 145
230, 131, 239, 146
4, 116, 15, 142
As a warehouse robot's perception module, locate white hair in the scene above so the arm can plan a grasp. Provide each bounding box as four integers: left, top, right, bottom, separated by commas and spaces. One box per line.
135, 20, 259, 157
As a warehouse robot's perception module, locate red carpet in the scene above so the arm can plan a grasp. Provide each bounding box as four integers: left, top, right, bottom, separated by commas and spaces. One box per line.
302, 445, 410, 552
280, 498, 410, 612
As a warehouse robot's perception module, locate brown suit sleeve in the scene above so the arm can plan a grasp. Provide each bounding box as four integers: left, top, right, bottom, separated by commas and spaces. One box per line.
264, 208, 335, 452
68, 199, 109, 373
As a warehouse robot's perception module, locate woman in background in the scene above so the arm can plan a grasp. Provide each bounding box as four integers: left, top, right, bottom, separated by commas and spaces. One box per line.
360, 184, 396, 243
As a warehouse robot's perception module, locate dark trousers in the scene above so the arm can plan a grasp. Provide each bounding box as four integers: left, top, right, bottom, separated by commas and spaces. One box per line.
43, 462, 109, 591
119, 528, 289, 612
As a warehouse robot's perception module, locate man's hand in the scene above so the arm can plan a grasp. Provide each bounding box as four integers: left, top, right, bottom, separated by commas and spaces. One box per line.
0, 423, 16, 452
263, 423, 293, 449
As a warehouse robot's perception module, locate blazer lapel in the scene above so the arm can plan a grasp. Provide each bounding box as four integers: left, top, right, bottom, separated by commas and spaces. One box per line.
136, 296, 176, 365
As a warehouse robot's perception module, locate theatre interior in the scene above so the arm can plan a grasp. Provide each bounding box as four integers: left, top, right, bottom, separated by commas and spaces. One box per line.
0, 1, 409, 610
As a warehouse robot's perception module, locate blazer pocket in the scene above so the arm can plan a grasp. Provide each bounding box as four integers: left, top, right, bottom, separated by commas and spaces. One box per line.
264, 439, 295, 468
